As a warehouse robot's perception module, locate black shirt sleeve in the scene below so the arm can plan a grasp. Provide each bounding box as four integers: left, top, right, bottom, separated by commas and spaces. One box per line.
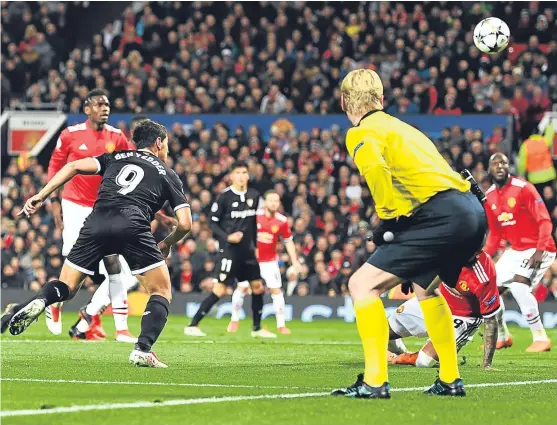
167, 171, 189, 212
94, 153, 112, 175
209, 193, 229, 242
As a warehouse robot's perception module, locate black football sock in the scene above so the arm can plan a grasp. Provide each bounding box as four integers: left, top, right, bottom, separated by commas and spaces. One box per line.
252, 293, 263, 331
135, 295, 170, 353
189, 292, 220, 327
36, 280, 70, 306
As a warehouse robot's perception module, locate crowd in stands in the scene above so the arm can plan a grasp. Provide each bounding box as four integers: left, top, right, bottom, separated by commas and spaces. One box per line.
2, 2, 557, 301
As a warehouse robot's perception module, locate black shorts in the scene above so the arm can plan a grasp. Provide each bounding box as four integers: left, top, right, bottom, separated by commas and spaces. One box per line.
367, 190, 487, 289
214, 247, 261, 287
66, 207, 165, 276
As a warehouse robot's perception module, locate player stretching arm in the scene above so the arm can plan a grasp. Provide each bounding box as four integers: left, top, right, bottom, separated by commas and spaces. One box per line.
9, 119, 192, 367
330, 69, 487, 399
388, 251, 500, 370
228, 190, 302, 335
483, 153, 554, 352
184, 162, 276, 338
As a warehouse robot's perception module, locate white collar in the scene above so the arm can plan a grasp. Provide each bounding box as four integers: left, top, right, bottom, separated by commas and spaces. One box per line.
230, 186, 247, 196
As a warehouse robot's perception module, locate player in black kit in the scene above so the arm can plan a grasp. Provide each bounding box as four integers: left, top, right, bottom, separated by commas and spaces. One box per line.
9, 119, 192, 367
185, 161, 276, 338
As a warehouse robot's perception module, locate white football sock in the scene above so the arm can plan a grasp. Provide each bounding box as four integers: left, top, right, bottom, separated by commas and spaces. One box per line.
416, 350, 438, 368
496, 296, 511, 341
388, 339, 408, 355
109, 273, 128, 331
271, 292, 286, 328
509, 281, 548, 341
230, 288, 246, 322
86, 279, 110, 316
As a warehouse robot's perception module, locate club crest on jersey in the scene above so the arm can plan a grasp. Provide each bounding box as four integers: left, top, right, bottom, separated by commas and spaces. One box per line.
458, 281, 469, 291
507, 197, 516, 208
105, 141, 116, 153
220, 273, 227, 282
247, 199, 254, 207
396, 305, 404, 314
271, 225, 279, 234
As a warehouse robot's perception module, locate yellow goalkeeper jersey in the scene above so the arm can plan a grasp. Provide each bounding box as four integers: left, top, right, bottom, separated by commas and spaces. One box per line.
346, 110, 470, 220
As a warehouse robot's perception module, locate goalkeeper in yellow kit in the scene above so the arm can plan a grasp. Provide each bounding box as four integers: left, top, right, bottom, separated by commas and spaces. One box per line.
331, 69, 487, 398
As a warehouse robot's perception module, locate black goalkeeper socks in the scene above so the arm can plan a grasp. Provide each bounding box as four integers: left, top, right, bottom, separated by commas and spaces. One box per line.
136, 295, 170, 353
252, 293, 263, 331
36, 280, 70, 306
189, 292, 220, 327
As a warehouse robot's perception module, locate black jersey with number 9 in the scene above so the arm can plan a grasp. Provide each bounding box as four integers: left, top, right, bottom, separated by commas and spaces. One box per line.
93, 149, 189, 220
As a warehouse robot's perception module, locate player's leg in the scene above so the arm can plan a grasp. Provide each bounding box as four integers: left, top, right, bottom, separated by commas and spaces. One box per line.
106, 255, 137, 342
262, 261, 289, 334
186, 252, 235, 336
45, 200, 92, 335
228, 281, 250, 333
242, 258, 276, 338
493, 249, 518, 347
68, 274, 108, 341
9, 259, 91, 335
129, 263, 172, 368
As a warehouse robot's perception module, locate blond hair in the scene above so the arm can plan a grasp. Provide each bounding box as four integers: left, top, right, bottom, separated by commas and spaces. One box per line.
340, 69, 384, 116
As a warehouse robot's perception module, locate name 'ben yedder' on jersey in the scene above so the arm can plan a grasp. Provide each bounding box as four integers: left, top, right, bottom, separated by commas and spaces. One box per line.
93, 149, 189, 220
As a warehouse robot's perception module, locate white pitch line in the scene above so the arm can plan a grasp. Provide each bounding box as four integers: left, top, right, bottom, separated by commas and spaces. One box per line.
0, 377, 329, 390
2, 379, 556, 417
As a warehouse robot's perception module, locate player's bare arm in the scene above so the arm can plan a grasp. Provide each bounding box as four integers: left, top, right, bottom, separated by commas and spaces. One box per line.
158, 207, 193, 258
285, 239, 302, 273
483, 316, 498, 370
19, 158, 100, 218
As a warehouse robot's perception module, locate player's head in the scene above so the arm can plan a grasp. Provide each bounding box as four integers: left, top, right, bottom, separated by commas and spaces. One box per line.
340, 69, 384, 122
230, 161, 249, 190
264, 190, 281, 214
488, 153, 510, 185
84, 88, 110, 126
130, 115, 148, 136
132, 119, 169, 160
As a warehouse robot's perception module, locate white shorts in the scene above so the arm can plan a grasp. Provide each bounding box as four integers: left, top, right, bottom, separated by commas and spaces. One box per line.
61, 199, 93, 256
388, 297, 483, 352
62, 199, 136, 287
259, 261, 282, 289
495, 248, 556, 288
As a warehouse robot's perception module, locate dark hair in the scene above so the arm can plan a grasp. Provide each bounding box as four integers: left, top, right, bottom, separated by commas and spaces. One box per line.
231, 160, 248, 171
130, 115, 148, 134
132, 119, 167, 149
264, 190, 279, 199
84, 88, 109, 106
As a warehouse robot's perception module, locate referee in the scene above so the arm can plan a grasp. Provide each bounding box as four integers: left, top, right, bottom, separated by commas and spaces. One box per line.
331, 69, 487, 399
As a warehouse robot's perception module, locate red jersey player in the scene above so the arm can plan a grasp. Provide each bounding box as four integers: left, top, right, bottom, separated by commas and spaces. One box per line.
45, 89, 137, 342
387, 250, 500, 369
228, 190, 302, 335
483, 153, 554, 352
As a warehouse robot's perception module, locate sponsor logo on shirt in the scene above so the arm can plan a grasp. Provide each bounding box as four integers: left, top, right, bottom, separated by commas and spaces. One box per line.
497, 212, 516, 226
231, 209, 256, 219
257, 232, 274, 244
247, 199, 254, 207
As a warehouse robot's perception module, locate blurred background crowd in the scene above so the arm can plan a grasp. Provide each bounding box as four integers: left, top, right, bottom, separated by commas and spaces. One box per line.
2, 1, 557, 301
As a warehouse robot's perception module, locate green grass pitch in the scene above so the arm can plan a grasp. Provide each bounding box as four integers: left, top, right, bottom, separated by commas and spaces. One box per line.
1, 314, 556, 425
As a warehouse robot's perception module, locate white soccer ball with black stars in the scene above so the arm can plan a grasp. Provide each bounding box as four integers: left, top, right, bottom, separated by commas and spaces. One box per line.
474, 17, 510, 54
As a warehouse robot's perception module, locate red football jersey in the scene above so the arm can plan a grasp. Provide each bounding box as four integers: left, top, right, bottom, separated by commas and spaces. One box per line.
256, 209, 293, 262
48, 121, 132, 207
440, 251, 500, 318
484, 176, 556, 255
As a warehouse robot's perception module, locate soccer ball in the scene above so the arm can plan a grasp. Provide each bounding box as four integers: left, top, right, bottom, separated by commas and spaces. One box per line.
473, 17, 510, 54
